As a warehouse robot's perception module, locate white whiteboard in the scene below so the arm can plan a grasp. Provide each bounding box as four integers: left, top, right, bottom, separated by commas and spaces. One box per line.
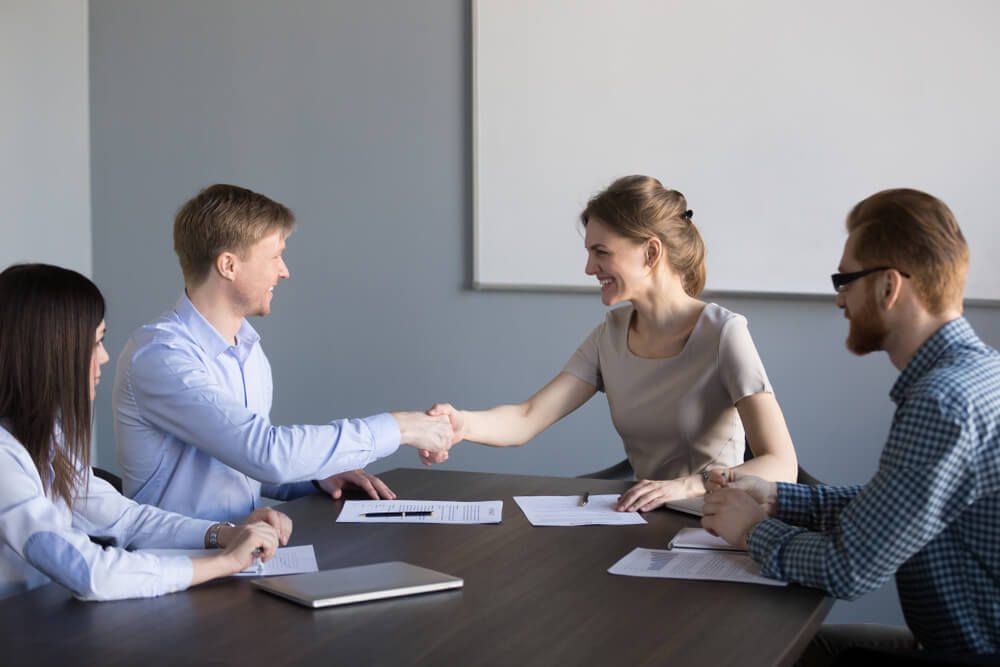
473, 0, 1000, 300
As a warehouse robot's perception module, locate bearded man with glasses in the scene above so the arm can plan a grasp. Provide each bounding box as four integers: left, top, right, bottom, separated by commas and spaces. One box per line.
702, 188, 1000, 665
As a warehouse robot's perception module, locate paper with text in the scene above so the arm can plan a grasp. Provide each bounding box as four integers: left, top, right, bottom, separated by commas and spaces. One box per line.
608, 547, 786, 586
513, 494, 647, 526
336, 499, 503, 524
141, 544, 318, 577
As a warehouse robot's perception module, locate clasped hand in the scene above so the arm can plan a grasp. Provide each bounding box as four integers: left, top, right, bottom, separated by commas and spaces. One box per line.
700, 469, 777, 549
217, 507, 293, 573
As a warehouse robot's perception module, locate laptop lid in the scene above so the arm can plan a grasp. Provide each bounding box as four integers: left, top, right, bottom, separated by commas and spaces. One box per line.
251, 561, 463, 608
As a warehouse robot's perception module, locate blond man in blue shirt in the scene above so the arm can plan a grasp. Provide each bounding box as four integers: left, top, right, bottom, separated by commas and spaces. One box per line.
114, 184, 453, 522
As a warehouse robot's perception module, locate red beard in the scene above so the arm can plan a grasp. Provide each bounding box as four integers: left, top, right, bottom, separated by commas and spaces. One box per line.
845, 284, 888, 355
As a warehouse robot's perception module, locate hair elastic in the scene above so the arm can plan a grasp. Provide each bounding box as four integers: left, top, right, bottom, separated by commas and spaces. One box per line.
681, 209, 694, 220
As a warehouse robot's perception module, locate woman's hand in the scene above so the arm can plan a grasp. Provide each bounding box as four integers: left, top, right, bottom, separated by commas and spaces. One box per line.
616, 476, 702, 512
217, 521, 281, 574
191, 520, 282, 585
225, 507, 292, 546
418, 403, 467, 465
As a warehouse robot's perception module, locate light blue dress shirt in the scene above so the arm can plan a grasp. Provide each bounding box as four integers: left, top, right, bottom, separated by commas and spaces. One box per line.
113, 294, 400, 522
0, 424, 209, 601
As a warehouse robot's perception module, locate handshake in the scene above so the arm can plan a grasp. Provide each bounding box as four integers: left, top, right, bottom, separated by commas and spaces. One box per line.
390, 403, 464, 466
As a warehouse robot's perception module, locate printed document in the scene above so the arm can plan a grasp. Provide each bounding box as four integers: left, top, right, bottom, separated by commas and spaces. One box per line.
608, 547, 786, 586
336, 499, 503, 524
513, 494, 647, 526
141, 544, 319, 577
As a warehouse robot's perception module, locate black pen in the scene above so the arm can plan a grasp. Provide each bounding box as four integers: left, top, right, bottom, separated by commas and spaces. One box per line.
579, 491, 591, 507
361, 511, 434, 518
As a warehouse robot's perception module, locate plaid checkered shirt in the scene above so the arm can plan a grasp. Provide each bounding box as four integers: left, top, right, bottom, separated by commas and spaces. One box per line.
748, 317, 1000, 653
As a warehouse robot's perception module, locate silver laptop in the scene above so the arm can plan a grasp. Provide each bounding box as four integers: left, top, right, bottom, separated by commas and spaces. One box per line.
251, 561, 463, 608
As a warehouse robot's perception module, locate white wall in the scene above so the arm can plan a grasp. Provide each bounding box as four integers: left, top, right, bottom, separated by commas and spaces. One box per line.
0, 0, 91, 276
474, 0, 1000, 300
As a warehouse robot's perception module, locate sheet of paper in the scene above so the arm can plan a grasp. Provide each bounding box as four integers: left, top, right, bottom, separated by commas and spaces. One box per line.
141, 544, 318, 577
513, 494, 647, 526
608, 547, 786, 586
336, 499, 503, 524
668, 527, 745, 552
665, 496, 704, 516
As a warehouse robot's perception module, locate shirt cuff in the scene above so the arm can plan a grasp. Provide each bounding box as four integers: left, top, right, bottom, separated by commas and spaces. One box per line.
747, 517, 806, 580
175, 519, 216, 548
366, 412, 401, 459
774, 481, 815, 524
159, 555, 195, 593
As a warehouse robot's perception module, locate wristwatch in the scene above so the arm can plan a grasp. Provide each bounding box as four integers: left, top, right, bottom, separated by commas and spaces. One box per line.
205, 521, 236, 549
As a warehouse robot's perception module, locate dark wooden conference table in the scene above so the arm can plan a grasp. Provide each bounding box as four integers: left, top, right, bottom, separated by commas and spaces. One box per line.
0, 468, 832, 666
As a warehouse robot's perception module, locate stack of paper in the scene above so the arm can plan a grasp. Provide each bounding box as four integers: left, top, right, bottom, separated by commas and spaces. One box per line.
142, 545, 319, 577
608, 528, 785, 586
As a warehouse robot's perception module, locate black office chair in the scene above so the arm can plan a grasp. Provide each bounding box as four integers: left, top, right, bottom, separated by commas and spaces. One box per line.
89, 467, 124, 548
92, 466, 123, 493
580, 439, 825, 486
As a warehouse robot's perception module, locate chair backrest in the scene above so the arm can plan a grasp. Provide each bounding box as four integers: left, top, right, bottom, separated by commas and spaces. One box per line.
92, 467, 123, 493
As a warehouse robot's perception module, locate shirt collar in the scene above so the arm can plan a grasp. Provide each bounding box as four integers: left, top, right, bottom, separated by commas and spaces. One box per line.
889, 317, 976, 404
173, 293, 261, 360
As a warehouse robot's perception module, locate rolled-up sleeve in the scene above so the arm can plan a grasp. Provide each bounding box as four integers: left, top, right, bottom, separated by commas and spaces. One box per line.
747, 396, 977, 600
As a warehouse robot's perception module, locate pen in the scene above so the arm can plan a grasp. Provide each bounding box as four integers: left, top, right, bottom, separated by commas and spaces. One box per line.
579, 491, 591, 507
251, 547, 263, 575
360, 511, 434, 518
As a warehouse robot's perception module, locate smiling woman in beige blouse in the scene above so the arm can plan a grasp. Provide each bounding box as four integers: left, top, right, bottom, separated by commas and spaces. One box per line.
429, 175, 799, 512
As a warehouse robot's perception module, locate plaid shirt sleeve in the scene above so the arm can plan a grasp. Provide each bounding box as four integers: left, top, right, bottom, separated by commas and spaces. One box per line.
747, 391, 979, 600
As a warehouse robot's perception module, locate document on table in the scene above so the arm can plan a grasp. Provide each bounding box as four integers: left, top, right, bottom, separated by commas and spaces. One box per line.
667, 527, 745, 553
140, 545, 319, 577
513, 494, 647, 526
336, 499, 503, 524
664, 495, 704, 516
608, 547, 786, 586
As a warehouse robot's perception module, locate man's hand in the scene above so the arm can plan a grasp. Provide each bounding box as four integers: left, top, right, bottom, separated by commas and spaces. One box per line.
701, 488, 767, 549
704, 469, 779, 517
391, 411, 455, 456
426, 403, 466, 444
316, 470, 395, 501
416, 403, 467, 466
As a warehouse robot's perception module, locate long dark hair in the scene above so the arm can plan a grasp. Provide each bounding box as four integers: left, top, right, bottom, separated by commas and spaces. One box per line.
0, 264, 105, 508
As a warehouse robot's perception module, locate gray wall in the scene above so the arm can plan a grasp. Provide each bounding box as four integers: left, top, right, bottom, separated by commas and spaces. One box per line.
2, 0, 90, 275
90, 0, 1000, 627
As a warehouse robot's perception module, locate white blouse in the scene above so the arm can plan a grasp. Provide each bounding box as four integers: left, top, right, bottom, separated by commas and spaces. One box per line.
0, 424, 214, 600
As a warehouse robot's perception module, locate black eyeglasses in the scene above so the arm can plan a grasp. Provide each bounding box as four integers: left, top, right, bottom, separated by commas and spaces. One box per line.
831, 267, 910, 293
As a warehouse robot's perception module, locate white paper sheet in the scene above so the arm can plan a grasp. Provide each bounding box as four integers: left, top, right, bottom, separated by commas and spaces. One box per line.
668, 527, 745, 552
608, 547, 786, 586
664, 496, 705, 516
513, 494, 647, 526
141, 544, 319, 577
335, 499, 503, 524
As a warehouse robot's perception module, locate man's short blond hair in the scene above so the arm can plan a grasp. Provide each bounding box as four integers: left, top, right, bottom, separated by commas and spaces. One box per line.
174, 184, 295, 287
